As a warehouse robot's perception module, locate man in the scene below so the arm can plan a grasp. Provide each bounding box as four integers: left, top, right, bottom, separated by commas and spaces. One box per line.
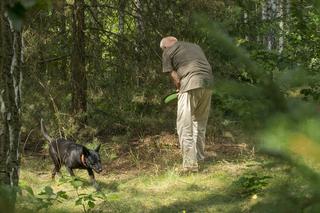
160, 36, 213, 172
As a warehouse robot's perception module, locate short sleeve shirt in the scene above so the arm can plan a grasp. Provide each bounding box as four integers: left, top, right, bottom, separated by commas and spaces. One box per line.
162, 41, 213, 93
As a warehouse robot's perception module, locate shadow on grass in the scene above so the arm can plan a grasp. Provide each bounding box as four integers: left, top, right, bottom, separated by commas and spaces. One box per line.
152, 192, 241, 213
97, 179, 245, 213
99, 181, 120, 192
248, 180, 315, 213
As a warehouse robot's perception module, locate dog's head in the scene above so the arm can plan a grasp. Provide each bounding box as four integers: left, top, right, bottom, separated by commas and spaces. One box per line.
87, 144, 103, 173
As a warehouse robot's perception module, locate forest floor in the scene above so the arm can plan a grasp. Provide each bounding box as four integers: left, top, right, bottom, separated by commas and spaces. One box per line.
17, 132, 307, 213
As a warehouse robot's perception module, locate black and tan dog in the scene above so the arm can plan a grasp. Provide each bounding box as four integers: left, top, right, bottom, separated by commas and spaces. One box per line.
41, 119, 102, 189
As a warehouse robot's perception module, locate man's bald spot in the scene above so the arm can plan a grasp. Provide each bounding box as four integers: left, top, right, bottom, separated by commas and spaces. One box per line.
160, 36, 178, 49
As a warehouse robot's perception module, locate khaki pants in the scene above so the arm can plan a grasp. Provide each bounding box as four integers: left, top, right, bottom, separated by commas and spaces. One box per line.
177, 88, 212, 169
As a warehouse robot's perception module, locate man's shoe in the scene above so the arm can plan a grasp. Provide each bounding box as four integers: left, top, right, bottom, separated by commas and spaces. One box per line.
181, 166, 199, 174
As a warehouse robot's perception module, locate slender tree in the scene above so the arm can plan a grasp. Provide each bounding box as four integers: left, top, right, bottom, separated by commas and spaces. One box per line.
71, 0, 87, 125
133, 0, 144, 87
278, 0, 284, 52
119, 0, 126, 35
58, 0, 68, 77
90, 0, 102, 73
0, 0, 23, 211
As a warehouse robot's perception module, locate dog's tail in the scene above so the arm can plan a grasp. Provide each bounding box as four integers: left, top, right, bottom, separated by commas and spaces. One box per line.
40, 118, 52, 143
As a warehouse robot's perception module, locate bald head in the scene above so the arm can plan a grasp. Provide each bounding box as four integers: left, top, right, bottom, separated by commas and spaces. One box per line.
160, 36, 178, 50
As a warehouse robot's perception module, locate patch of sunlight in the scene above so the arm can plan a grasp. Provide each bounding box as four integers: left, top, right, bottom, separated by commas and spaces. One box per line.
18, 154, 292, 213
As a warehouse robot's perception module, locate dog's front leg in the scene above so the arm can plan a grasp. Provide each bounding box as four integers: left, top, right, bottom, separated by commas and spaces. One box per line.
87, 169, 100, 190
66, 167, 75, 176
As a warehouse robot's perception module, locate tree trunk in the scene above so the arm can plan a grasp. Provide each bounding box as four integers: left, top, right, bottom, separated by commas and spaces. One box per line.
71, 0, 87, 125
243, 10, 249, 41
119, 0, 126, 35
262, 0, 277, 50
242, 1, 257, 43
134, 0, 144, 36
91, 0, 102, 73
0, 1, 23, 212
278, 0, 284, 53
58, 0, 68, 79
134, 0, 144, 87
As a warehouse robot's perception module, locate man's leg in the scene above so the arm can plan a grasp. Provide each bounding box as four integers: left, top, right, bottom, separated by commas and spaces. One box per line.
177, 92, 198, 170
191, 89, 212, 161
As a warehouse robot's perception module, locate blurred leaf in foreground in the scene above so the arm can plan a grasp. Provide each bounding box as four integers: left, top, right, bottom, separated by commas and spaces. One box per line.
5, 0, 52, 31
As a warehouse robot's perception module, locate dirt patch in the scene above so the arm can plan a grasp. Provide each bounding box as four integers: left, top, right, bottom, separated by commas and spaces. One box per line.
102, 133, 254, 174
21, 131, 254, 176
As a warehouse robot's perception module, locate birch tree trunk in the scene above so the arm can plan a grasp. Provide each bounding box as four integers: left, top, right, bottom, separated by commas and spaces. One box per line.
0, 1, 23, 211
71, 0, 87, 125
243, 2, 259, 43
261, 0, 289, 52
268, 0, 277, 50
279, 0, 290, 53
243, 10, 249, 41
262, 0, 277, 50
278, 0, 284, 53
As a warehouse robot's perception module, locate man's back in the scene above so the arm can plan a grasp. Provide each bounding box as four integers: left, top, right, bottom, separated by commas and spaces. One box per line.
162, 41, 213, 92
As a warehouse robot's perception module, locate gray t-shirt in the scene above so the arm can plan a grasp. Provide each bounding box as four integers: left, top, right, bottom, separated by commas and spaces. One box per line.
162, 41, 213, 93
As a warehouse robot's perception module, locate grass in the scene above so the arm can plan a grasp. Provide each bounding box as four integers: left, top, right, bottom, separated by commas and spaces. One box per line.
15, 133, 312, 213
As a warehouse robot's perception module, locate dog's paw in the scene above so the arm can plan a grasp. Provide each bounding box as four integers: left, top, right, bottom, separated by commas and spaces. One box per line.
93, 182, 101, 191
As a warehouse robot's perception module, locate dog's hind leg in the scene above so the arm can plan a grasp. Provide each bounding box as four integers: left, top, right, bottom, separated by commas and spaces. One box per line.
51, 162, 62, 179
50, 152, 62, 179
49, 146, 61, 179
52, 166, 60, 179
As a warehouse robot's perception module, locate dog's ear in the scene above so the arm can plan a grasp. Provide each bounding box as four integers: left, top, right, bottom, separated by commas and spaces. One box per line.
83, 147, 90, 156
95, 144, 101, 152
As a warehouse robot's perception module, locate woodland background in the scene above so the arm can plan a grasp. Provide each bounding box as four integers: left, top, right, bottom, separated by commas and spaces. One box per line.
1, 0, 320, 212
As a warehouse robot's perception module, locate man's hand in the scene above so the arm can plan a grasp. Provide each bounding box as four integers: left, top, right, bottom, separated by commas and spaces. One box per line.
170, 70, 180, 91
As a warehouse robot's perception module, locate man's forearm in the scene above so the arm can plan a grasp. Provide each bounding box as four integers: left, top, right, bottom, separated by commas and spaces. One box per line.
170, 70, 180, 90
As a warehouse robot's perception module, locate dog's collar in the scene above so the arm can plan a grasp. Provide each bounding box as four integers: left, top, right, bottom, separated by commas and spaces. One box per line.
80, 154, 87, 167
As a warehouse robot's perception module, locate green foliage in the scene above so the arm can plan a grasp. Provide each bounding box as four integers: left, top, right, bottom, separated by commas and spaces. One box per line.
232, 172, 271, 197
17, 176, 108, 213
19, 184, 68, 212
191, 1, 320, 210
37, 186, 68, 210
13, 0, 320, 211
58, 176, 106, 213
0, 185, 17, 213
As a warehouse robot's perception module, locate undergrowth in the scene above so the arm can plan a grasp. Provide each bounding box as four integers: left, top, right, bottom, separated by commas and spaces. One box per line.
13, 132, 314, 213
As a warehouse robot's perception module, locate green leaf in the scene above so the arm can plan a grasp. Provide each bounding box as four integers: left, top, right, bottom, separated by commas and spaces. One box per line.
75, 198, 83, 206
44, 186, 54, 195
95, 191, 107, 199
88, 201, 95, 208
107, 194, 120, 201
57, 191, 68, 199
71, 180, 84, 189
84, 195, 95, 202
312, 0, 320, 10
23, 186, 34, 196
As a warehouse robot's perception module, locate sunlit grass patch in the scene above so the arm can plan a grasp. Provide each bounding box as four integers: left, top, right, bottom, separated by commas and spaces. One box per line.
97, 167, 234, 212
15, 132, 314, 213
18, 155, 251, 213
